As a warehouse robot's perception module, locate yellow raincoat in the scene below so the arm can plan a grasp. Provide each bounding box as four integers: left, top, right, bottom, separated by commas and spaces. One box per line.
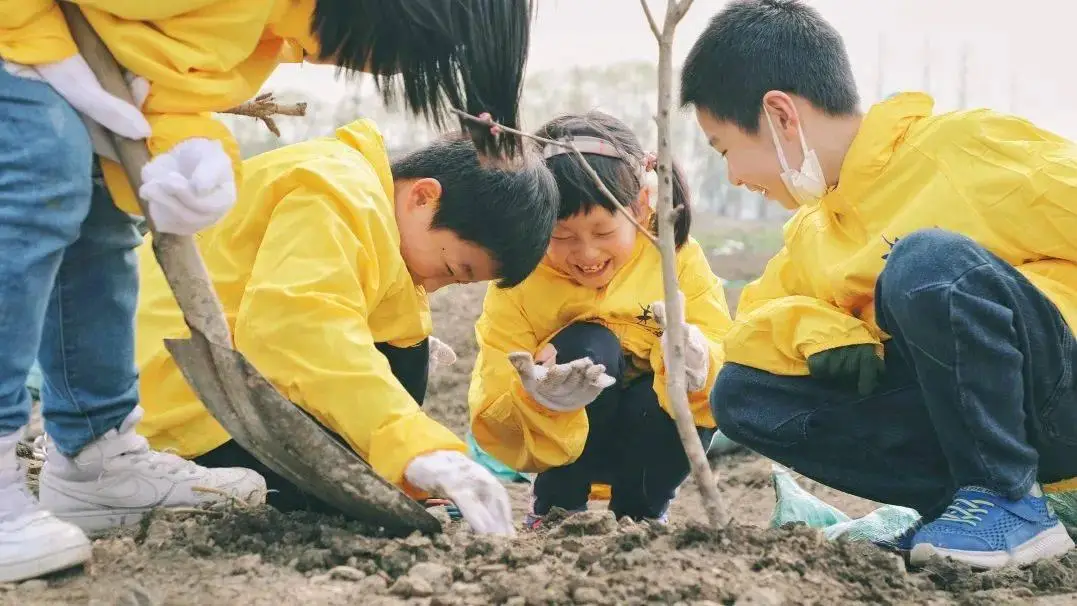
469, 237, 732, 473
727, 92, 1077, 376
134, 119, 467, 494
0, 0, 319, 215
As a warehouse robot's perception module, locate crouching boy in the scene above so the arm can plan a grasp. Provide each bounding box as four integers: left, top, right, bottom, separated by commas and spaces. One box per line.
135, 119, 559, 535
682, 0, 1077, 568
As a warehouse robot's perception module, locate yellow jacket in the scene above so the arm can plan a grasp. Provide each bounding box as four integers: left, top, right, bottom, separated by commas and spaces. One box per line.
727, 92, 1077, 376
469, 237, 731, 473
0, 0, 318, 215
135, 119, 467, 494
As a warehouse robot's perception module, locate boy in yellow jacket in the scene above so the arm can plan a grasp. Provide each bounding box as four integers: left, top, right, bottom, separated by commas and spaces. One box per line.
681, 0, 1077, 569
0, 0, 538, 584
469, 112, 732, 527
135, 119, 558, 536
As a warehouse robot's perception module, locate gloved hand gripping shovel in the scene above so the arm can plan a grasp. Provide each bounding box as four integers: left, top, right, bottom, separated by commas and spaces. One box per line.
61, 4, 439, 536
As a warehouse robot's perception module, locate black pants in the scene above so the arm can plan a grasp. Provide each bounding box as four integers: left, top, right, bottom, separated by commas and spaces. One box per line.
195, 339, 430, 514
531, 323, 714, 520
711, 229, 1077, 518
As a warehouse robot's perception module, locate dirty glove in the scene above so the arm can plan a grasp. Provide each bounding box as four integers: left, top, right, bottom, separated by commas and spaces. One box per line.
508, 351, 615, 413
807, 344, 884, 397
3, 55, 150, 140
404, 450, 514, 535
651, 295, 710, 393
428, 336, 457, 374
139, 138, 236, 235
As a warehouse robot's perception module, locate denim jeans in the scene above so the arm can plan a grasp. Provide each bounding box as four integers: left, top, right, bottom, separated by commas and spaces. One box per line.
712, 229, 1077, 517
0, 67, 142, 456
532, 322, 715, 520
196, 339, 431, 513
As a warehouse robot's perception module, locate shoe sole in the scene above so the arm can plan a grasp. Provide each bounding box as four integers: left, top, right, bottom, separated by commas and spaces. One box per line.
0, 541, 92, 584
53, 508, 155, 536
910, 522, 1076, 569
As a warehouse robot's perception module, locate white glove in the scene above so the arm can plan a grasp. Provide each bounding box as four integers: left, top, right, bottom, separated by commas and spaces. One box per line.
404, 450, 514, 535
652, 295, 711, 393
139, 138, 236, 235
3, 55, 150, 140
428, 336, 457, 374
508, 351, 615, 413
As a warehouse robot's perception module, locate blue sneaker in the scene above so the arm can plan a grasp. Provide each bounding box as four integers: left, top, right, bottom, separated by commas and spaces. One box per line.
910, 486, 1075, 569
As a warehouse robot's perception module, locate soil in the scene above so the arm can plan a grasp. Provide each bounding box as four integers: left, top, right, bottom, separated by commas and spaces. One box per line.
6, 282, 1077, 606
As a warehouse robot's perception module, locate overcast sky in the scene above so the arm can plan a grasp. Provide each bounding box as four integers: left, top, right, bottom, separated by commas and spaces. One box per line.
265, 0, 1077, 137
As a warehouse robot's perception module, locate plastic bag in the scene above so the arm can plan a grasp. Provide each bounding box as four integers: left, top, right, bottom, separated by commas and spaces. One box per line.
465, 432, 529, 483
768, 464, 920, 544
707, 428, 743, 456
26, 361, 43, 400
1048, 490, 1077, 538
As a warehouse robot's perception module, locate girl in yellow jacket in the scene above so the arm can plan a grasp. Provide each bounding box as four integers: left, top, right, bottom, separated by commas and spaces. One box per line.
681, 0, 1077, 570
134, 118, 559, 536
468, 111, 733, 527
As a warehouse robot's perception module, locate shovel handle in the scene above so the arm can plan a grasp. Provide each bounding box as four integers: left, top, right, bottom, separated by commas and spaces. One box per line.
61, 4, 233, 348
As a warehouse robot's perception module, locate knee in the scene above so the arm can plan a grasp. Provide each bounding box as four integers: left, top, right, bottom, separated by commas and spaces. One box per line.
549, 323, 623, 372
879, 229, 986, 294
709, 364, 764, 443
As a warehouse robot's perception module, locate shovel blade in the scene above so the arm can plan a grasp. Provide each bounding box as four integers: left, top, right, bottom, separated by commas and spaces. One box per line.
164, 331, 440, 536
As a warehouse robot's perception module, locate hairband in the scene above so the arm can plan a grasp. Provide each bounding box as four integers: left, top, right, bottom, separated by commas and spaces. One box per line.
542, 135, 659, 210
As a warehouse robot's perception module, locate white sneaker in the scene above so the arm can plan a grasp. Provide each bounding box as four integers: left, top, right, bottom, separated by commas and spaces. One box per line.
0, 429, 91, 584
38, 407, 267, 534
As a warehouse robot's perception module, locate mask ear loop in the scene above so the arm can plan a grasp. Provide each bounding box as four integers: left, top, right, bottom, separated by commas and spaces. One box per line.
764, 110, 793, 173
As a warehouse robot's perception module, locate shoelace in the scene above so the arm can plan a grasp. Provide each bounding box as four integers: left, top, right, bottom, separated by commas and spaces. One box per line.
938, 498, 994, 526
93, 431, 200, 479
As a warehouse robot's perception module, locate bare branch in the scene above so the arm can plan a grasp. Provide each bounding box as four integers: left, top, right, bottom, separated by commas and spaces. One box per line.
220, 92, 308, 138
669, 0, 696, 25
640, 0, 661, 40
452, 108, 658, 246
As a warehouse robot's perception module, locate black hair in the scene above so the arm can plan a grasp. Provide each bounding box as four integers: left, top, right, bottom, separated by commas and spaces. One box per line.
312, 0, 534, 160
390, 134, 558, 288
534, 111, 691, 249
680, 0, 859, 133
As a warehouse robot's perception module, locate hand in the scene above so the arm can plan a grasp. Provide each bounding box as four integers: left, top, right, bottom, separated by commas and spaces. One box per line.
3, 55, 150, 140
508, 351, 615, 413
807, 343, 884, 397
428, 336, 457, 374
139, 138, 236, 235
651, 294, 710, 393
404, 450, 514, 535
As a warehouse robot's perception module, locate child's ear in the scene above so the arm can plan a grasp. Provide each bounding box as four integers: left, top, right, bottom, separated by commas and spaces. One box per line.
407, 177, 443, 212
762, 90, 800, 136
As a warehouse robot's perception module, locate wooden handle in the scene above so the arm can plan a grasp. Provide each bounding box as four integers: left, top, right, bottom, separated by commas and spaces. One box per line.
62, 4, 233, 347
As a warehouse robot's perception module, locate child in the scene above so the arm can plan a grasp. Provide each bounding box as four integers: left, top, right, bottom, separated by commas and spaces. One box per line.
0, 0, 537, 584
468, 111, 733, 526
135, 119, 559, 536
681, 0, 1077, 568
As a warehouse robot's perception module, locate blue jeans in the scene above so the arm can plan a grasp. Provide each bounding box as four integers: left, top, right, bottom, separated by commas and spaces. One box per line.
532, 322, 715, 520
712, 229, 1077, 518
0, 67, 142, 455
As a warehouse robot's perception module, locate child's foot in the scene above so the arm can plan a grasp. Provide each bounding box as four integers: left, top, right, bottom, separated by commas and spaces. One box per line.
0, 433, 91, 584
910, 486, 1075, 569
38, 408, 267, 534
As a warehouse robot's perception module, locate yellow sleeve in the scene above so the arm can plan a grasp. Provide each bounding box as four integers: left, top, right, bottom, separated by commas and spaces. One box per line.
650, 241, 732, 428
0, 1, 77, 64
725, 246, 882, 376
468, 286, 590, 473
231, 188, 466, 495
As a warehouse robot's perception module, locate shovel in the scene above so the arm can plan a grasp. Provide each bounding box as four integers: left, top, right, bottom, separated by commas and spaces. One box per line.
61, 4, 439, 536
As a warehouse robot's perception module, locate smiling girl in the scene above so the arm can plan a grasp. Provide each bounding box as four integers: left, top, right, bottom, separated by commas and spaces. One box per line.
467, 111, 733, 526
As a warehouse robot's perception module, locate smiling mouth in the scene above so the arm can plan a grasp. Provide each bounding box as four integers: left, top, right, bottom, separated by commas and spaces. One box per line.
575, 260, 611, 275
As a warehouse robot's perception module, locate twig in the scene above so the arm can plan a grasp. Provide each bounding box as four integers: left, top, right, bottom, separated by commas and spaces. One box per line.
452, 109, 658, 245
640, 0, 661, 39
219, 92, 308, 138
646, 0, 729, 529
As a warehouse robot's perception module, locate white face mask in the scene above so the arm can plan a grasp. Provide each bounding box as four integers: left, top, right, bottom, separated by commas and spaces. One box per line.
764, 108, 826, 207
